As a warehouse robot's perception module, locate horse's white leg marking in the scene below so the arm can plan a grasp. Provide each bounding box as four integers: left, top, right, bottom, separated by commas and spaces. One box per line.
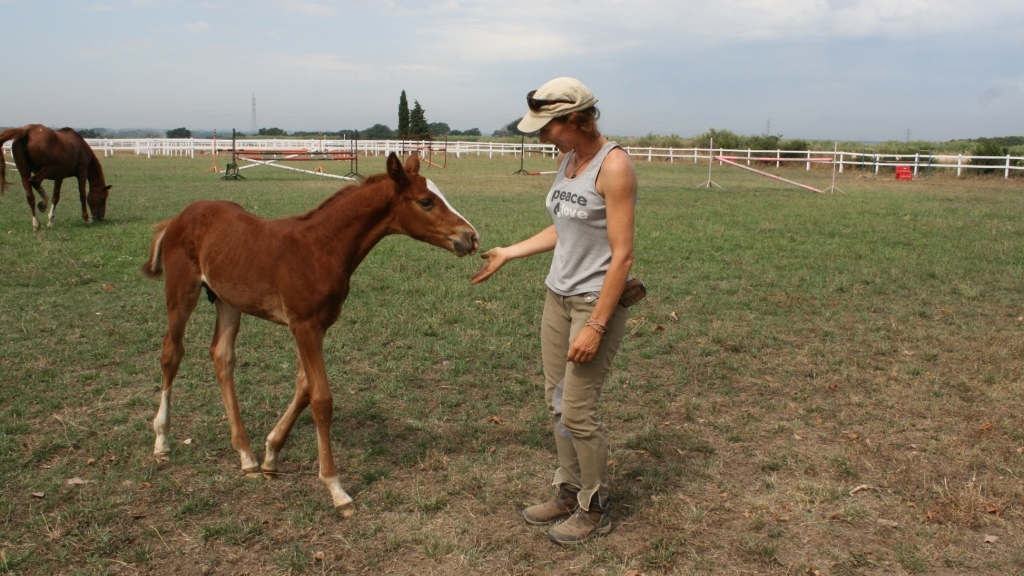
47, 203, 56, 227
263, 432, 281, 472
153, 389, 171, 456
320, 475, 355, 517
239, 450, 260, 472
32, 216, 40, 230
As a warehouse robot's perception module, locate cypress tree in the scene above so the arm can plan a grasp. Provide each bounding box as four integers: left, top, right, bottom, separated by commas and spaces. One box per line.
398, 90, 410, 139
409, 100, 429, 140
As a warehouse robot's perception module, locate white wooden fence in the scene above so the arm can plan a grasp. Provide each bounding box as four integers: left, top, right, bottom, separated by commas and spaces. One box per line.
4, 138, 1022, 179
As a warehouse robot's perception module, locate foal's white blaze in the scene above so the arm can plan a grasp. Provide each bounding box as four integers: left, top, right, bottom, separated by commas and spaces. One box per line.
153, 389, 171, 455
426, 179, 477, 234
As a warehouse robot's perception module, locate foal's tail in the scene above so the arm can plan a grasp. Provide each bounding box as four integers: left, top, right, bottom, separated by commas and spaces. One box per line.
141, 220, 171, 278
0, 127, 30, 195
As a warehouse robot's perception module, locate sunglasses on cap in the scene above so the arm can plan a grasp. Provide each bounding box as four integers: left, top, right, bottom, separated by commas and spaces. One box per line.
526, 90, 576, 112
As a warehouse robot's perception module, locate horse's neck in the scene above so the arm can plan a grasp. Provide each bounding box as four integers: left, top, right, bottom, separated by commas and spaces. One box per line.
304, 181, 396, 265
86, 151, 106, 188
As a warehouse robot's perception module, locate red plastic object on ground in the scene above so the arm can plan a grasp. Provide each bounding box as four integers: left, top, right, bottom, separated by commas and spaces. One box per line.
895, 166, 913, 181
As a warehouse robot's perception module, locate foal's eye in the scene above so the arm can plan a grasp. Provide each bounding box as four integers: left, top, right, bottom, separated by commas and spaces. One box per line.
418, 198, 435, 209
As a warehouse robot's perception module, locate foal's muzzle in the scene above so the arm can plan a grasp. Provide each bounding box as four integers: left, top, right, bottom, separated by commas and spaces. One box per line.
453, 231, 480, 257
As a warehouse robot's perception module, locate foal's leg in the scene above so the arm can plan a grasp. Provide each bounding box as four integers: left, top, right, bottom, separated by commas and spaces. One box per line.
210, 301, 259, 472
291, 323, 354, 516
47, 179, 63, 227
153, 273, 202, 458
262, 349, 310, 474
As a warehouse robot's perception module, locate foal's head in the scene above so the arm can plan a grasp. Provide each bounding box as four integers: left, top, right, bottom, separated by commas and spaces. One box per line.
387, 153, 479, 257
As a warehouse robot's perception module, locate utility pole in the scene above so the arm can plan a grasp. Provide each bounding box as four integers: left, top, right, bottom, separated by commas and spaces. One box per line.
251, 93, 258, 134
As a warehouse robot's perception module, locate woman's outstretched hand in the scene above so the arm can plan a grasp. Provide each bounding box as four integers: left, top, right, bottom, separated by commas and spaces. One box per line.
470, 248, 510, 284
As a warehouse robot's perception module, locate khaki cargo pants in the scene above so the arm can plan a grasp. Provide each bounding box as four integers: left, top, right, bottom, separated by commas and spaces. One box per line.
541, 289, 628, 511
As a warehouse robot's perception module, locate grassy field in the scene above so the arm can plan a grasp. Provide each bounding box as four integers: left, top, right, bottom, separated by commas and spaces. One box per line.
1, 153, 1023, 575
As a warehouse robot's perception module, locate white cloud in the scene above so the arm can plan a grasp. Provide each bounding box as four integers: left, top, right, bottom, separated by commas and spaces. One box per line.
423, 23, 581, 62
270, 53, 371, 76
185, 21, 210, 33
281, 0, 334, 17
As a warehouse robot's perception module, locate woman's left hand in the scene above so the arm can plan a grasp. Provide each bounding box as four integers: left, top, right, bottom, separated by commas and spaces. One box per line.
567, 326, 601, 363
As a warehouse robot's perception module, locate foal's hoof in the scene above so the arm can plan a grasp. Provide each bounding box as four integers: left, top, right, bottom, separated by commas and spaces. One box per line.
337, 502, 356, 518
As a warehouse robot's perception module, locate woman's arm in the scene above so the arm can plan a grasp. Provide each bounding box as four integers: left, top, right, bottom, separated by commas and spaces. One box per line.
470, 225, 558, 285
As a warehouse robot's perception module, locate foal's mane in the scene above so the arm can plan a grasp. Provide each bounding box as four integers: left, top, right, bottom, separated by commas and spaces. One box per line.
295, 172, 393, 221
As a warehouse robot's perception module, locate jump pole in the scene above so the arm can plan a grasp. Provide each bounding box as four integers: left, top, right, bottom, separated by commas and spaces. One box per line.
204, 129, 220, 173
715, 156, 823, 194
513, 134, 530, 175
696, 137, 721, 188
316, 133, 325, 173
221, 128, 244, 180
239, 157, 358, 181
823, 142, 844, 194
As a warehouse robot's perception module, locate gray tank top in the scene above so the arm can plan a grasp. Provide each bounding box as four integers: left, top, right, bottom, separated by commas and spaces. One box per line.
545, 141, 622, 296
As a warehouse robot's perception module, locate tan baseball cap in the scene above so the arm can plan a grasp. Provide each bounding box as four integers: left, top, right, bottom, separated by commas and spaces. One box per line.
517, 77, 598, 133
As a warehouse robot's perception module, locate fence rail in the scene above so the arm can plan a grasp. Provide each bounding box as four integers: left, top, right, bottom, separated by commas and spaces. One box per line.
4, 138, 1022, 179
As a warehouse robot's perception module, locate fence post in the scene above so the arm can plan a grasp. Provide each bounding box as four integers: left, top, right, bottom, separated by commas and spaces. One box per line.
806, 150, 811, 171
914, 152, 920, 176
838, 151, 844, 174
957, 154, 962, 177
1006, 154, 1011, 179
776, 150, 781, 169
747, 148, 751, 166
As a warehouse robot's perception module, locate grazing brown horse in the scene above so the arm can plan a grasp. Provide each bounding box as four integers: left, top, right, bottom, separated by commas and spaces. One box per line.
141, 152, 478, 516
0, 124, 112, 229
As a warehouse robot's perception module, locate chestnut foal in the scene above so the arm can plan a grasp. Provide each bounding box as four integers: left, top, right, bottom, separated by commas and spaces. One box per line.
141, 153, 478, 515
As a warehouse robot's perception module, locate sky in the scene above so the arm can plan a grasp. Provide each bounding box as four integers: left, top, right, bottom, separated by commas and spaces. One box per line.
1, 0, 1022, 142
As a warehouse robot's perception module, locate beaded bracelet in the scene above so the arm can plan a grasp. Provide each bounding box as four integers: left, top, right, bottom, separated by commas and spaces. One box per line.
586, 318, 608, 335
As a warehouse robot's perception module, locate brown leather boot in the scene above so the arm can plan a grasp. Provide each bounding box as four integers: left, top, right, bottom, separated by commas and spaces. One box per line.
547, 497, 612, 545
522, 484, 580, 526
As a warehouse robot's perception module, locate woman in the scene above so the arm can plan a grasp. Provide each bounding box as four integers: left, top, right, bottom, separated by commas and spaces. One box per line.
471, 77, 638, 545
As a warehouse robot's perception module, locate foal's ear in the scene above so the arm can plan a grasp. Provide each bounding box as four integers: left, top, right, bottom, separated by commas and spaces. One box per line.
386, 152, 411, 190
404, 152, 421, 175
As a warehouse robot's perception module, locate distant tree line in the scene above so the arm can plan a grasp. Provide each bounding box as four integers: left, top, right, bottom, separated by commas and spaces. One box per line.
255, 124, 482, 140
